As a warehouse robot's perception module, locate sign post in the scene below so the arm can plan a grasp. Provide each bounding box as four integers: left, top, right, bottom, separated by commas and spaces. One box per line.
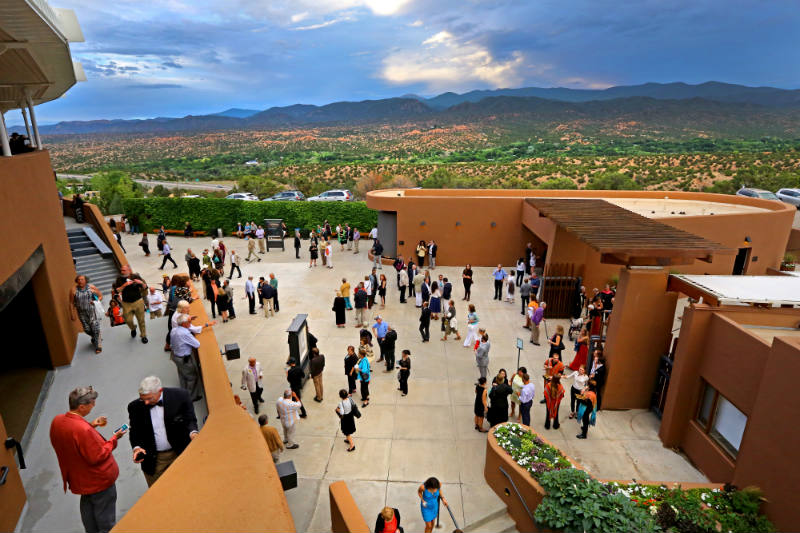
516, 337, 523, 370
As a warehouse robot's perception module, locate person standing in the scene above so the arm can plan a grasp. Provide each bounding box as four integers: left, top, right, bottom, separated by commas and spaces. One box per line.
357, 348, 371, 407
260, 281, 275, 318
520, 277, 531, 316
568, 327, 590, 371
565, 365, 589, 419
294, 231, 302, 259
50, 386, 126, 533
308, 235, 319, 267
576, 381, 598, 439
128, 376, 199, 487
548, 325, 565, 361
258, 415, 284, 463
475, 331, 490, 380
515, 258, 525, 286
398, 267, 408, 304
353, 227, 361, 253
139, 232, 150, 257
346, 224, 354, 250
397, 349, 411, 396
246, 235, 260, 262
589, 351, 607, 410
275, 390, 302, 449
429, 281, 441, 320
256, 225, 266, 254
241, 357, 264, 414
463, 304, 479, 348
353, 283, 368, 327
269, 273, 280, 312
462, 264, 473, 301
383, 325, 398, 371
518, 374, 535, 426
407, 262, 416, 299
413, 268, 424, 307
216, 280, 230, 323
186, 249, 201, 280
375, 507, 402, 533
340, 278, 352, 310
428, 240, 438, 269
543, 376, 564, 430
147, 287, 164, 319
245, 276, 257, 314
419, 301, 431, 342
70, 275, 103, 354
228, 250, 242, 279
487, 374, 513, 427
510, 367, 525, 421
419, 477, 448, 533
344, 345, 359, 394
492, 265, 507, 300
169, 314, 203, 400
325, 240, 334, 269
159, 240, 178, 269
530, 302, 545, 345
112, 264, 148, 344
335, 389, 358, 452
474, 377, 488, 432
415, 240, 426, 268
333, 290, 347, 327
286, 359, 308, 418
371, 239, 383, 269
530, 272, 541, 301
372, 315, 389, 362
310, 348, 326, 402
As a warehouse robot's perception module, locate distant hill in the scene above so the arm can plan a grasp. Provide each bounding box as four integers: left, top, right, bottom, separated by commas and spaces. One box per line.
23, 81, 800, 137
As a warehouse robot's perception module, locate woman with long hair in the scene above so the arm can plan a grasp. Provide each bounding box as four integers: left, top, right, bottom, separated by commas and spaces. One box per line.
463, 304, 479, 348
543, 375, 565, 430
568, 326, 589, 371
378, 274, 387, 308
429, 281, 441, 320
474, 376, 488, 432
548, 324, 565, 361
462, 264, 473, 301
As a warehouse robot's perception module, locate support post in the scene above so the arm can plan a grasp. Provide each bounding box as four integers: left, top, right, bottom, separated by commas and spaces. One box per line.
25, 92, 42, 150
20, 105, 33, 146
0, 111, 11, 157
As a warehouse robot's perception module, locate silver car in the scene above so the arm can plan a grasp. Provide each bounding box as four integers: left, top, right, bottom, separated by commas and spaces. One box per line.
776, 188, 800, 208
735, 187, 779, 201
307, 189, 353, 202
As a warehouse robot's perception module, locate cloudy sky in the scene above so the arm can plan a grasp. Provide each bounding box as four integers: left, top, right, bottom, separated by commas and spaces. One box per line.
31, 0, 800, 122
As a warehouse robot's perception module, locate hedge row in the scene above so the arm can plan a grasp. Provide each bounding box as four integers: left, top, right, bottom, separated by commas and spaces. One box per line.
122, 198, 378, 235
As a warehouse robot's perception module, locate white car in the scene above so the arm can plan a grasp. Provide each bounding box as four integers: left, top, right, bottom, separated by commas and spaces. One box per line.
776, 188, 800, 208
735, 187, 779, 201
307, 189, 353, 202
225, 192, 259, 201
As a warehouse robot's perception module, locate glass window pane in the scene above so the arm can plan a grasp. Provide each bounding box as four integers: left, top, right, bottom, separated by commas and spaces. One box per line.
697, 383, 715, 426
710, 397, 747, 457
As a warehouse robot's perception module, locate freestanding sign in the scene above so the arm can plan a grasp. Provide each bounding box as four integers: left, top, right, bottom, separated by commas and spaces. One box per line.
264, 218, 285, 251
516, 337, 523, 370
286, 314, 312, 386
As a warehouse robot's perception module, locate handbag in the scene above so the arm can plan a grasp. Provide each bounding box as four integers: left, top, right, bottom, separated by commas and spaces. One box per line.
92, 298, 105, 319
349, 398, 361, 418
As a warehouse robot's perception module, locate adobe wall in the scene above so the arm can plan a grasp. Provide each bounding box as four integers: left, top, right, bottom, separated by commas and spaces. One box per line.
0, 151, 78, 366
329, 481, 370, 533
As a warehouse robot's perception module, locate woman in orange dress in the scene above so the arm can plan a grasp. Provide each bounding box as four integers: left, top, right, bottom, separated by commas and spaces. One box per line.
568, 327, 589, 371
543, 376, 565, 430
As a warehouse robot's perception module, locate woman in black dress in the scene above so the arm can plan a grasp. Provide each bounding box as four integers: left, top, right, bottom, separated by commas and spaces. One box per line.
474, 377, 488, 432
462, 264, 473, 301
294, 231, 302, 259
215, 279, 229, 322
398, 350, 411, 396
487, 374, 512, 427
548, 325, 565, 361
344, 345, 359, 394
378, 274, 387, 308
333, 290, 346, 327
309, 233, 319, 267
335, 389, 357, 452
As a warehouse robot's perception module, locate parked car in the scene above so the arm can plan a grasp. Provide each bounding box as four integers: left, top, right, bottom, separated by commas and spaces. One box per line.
263, 190, 305, 201
735, 187, 779, 201
307, 189, 353, 202
776, 188, 800, 208
225, 192, 259, 201
181, 195, 201, 198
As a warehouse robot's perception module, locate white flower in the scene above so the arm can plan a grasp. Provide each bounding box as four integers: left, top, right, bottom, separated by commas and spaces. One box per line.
671, 505, 679, 516
649, 506, 658, 516
701, 493, 708, 501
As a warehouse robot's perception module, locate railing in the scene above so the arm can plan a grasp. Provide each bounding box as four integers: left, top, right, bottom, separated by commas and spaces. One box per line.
62, 198, 128, 268
498, 466, 535, 525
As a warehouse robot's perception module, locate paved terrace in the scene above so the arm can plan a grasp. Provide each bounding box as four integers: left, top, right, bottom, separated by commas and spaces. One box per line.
19, 231, 707, 533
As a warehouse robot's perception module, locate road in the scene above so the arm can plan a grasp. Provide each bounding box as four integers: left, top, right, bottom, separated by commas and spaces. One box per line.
57, 173, 233, 192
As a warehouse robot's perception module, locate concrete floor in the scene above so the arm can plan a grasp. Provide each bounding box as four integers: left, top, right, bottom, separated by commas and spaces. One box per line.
17, 230, 707, 533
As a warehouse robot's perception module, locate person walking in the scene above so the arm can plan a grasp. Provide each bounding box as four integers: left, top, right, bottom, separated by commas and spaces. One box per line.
441, 300, 461, 341
344, 345, 359, 395
518, 374, 535, 426
245, 276, 257, 314
428, 240, 438, 269
353, 283, 368, 327
475, 331, 490, 380
275, 390, 302, 449
530, 302, 545, 345
340, 278, 352, 310
520, 277, 531, 315
70, 275, 103, 353
419, 477, 449, 533
246, 235, 261, 262
139, 232, 150, 257
463, 304, 479, 348
375, 507, 402, 533
112, 265, 148, 344
50, 386, 126, 533
515, 258, 526, 286
576, 381, 598, 439
269, 273, 280, 312
335, 389, 358, 452
186, 249, 201, 280
310, 348, 325, 402
462, 264, 473, 301
548, 325, 565, 361
333, 290, 347, 327
241, 357, 265, 414
371, 239, 383, 269
419, 301, 431, 342
357, 348, 371, 407
474, 377, 488, 432
397, 349, 411, 396
492, 264, 507, 300
565, 365, 589, 419
543, 376, 565, 430
258, 415, 284, 463
228, 250, 242, 279
286, 359, 308, 418
415, 240, 426, 268
294, 230, 302, 258
159, 240, 178, 270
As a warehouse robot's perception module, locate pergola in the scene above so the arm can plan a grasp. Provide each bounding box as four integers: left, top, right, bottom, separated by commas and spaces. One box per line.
0, 0, 84, 156
526, 198, 735, 266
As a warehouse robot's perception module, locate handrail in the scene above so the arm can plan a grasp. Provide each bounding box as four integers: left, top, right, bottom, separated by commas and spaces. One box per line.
498, 466, 535, 525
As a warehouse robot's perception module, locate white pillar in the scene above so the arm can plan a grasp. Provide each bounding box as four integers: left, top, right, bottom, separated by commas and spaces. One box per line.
26, 92, 42, 150
20, 105, 34, 148
0, 111, 11, 157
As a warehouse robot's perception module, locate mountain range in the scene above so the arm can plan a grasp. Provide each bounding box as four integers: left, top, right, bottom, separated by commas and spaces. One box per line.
15, 81, 800, 136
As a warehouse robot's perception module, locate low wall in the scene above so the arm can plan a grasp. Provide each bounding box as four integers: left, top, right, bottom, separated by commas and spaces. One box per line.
112, 281, 295, 532
63, 198, 128, 269
329, 481, 370, 533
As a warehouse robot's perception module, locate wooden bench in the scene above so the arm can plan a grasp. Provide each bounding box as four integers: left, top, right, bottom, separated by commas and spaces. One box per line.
152, 228, 207, 237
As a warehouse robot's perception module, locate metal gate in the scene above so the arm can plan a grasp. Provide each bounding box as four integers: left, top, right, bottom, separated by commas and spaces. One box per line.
651, 337, 678, 418
540, 263, 582, 318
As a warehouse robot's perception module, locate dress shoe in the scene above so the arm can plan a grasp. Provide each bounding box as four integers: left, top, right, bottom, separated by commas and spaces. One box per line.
141, 337, 148, 344
130, 328, 137, 338
576, 434, 587, 439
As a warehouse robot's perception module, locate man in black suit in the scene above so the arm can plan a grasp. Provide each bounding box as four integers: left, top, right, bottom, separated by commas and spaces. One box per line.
128, 376, 199, 487
419, 302, 431, 342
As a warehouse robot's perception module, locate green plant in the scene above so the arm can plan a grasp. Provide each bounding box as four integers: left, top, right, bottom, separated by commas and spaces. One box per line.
783, 253, 795, 264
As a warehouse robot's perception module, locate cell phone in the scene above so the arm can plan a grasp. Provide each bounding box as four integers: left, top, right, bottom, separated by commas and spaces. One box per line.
114, 423, 129, 434
134, 450, 145, 461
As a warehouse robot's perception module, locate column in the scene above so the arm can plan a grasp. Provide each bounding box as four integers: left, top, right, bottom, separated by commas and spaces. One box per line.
25, 92, 42, 150
0, 111, 11, 157
20, 106, 34, 148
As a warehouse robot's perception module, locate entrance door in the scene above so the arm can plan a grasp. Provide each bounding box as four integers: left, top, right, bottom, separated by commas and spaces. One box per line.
377, 211, 397, 258
731, 247, 751, 275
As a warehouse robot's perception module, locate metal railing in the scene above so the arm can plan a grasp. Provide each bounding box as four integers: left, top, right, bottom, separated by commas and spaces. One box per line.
498, 466, 535, 525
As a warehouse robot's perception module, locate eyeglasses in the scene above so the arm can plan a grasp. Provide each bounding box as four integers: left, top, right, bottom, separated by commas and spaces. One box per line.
76, 385, 94, 400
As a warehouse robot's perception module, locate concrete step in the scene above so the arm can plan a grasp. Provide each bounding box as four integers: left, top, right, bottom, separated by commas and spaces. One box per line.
463, 511, 518, 533
71, 241, 96, 251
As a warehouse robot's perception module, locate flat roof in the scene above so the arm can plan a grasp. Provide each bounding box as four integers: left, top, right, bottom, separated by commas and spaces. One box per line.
606, 198, 768, 218
526, 198, 733, 265
741, 325, 800, 344
669, 274, 800, 307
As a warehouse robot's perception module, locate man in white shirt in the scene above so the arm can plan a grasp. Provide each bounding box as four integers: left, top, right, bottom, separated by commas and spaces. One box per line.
169, 314, 202, 400
256, 226, 266, 253
353, 227, 361, 253
147, 287, 164, 319
159, 240, 178, 270
228, 250, 242, 279
517, 373, 535, 426
275, 390, 302, 449
368, 227, 378, 240
241, 357, 264, 413
245, 276, 256, 314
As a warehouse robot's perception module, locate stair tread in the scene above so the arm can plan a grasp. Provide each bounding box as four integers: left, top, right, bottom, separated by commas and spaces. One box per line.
464, 513, 517, 533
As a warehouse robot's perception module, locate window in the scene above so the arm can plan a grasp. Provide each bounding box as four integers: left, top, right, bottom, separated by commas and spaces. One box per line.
695, 381, 748, 458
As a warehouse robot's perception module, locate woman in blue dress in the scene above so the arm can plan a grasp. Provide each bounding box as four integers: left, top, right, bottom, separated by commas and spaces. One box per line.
418, 477, 449, 533
429, 281, 441, 320
357, 348, 371, 407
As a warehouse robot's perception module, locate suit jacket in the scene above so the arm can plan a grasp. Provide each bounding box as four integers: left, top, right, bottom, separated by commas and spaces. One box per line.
128, 387, 198, 475
420, 307, 431, 325
241, 362, 264, 392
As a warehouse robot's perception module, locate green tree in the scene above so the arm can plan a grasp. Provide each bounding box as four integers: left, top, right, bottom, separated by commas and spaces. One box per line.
89, 170, 143, 214
538, 177, 578, 190
586, 172, 641, 190
151, 184, 172, 197
238, 174, 282, 198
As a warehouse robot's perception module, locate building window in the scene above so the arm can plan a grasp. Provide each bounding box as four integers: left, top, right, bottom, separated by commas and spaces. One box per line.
695, 381, 747, 458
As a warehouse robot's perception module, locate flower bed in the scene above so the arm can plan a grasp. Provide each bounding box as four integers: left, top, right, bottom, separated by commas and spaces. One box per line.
493, 423, 773, 533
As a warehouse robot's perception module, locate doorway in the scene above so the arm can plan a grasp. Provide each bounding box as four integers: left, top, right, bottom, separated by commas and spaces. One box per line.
377, 210, 397, 258
731, 247, 751, 275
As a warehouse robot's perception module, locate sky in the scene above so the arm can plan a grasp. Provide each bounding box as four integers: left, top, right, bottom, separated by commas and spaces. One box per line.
26, 0, 800, 122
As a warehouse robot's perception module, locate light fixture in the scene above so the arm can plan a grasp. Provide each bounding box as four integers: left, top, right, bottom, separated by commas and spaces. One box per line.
744, 236, 752, 243
455, 221, 461, 226
420, 221, 426, 226
491, 221, 497, 228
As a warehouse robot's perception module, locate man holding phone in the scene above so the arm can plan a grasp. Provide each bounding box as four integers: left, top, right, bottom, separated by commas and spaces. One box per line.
50, 386, 127, 533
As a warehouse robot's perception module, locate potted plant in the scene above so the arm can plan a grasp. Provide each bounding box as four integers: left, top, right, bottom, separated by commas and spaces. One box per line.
781, 253, 796, 271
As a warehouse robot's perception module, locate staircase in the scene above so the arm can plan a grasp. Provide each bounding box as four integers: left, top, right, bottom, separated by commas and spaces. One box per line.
67, 227, 119, 296
463, 508, 518, 532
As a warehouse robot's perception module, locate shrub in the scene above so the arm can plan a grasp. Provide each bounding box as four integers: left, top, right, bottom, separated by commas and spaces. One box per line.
122, 198, 378, 235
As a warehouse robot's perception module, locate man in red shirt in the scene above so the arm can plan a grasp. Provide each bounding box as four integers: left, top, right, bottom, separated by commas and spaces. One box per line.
50, 386, 127, 533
